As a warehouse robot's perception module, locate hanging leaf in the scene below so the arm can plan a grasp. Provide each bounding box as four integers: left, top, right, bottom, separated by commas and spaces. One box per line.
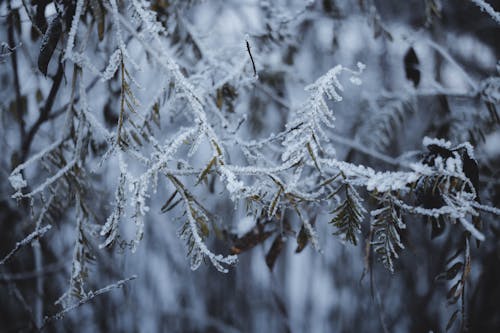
436, 261, 463, 281
446, 279, 462, 304
160, 190, 179, 213
216, 88, 224, 109
35, 0, 50, 33
330, 182, 366, 245
268, 187, 282, 218
445, 309, 459, 331
38, 15, 62, 76
230, 225, 273, 254
306, 142, 321, 172
152, 102, 161, 128
90, 0, 106, 41
404, 47, 420, 87
371, 196, 406, 272
430, 216, 446, 239
196, 157, 216, 185
295, 225, 309, 253
266, 235, 284, 271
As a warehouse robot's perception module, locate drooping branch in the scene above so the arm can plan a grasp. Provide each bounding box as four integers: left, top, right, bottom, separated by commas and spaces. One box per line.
0, 225, 52, 266
41, 275, 137, 328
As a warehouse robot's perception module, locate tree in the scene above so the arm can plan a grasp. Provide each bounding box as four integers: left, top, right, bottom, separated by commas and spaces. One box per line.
1, 0, 499, 332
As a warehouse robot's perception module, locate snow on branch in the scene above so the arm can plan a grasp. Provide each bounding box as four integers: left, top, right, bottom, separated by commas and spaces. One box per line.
9, 138, 64, 194
12, 159, 77, 199
470, 0, 500, 24
9, 0, 499, 282
282, 62, 365, 165
0, 225, 52, 265
63, 0, 84, 60
169, 175, 238, 273
42, 275, 137, 327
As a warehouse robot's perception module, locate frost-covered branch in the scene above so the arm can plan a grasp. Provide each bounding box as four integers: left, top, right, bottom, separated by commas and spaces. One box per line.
0, 225, 52, 265
42, 275, 137, 327
470, 0, 500, 24
169, 175, 238, 273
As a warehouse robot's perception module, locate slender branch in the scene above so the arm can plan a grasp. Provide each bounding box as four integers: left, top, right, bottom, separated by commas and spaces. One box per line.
21, 61, 65, 162
48, 76, 100, 121
424, 38, 478, 91
117, 58, 125, 145
329, 132, 403, 167
245, 38, 257, 76
21, 0, 43, 36
0, 225, 52, 265
0, 261, 66, 283
41, 275, 137, 328
33, 240, 43, 328
1, 266, 39, 330
31, 180, 57, 329
7, 0, 26, 141
470, 0, 500, 24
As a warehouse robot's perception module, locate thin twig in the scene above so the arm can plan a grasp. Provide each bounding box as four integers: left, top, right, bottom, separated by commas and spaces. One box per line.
21, 61, 65, 162
424, 38, 478, 91
329, 132, 404, 167
41, 275, 137, 328
0, 225, 52, 265
33, 240, 43, 328
470, 0, 500, 24
245, 38, 257, 76
0, 261, 67, 283
1, 266, 39, 330
7, 0, 26, 141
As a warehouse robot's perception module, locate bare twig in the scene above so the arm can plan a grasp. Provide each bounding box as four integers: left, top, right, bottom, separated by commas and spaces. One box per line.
329, 132, 404, 167
0, 261, 67, 283
33, 241, 43, 328
245, 38, 257, 76
21, 61, 65, 162
424, 38, 478, 91
41, 275, 137, 327
0, 225, 52, 266
1, 267, 39, 330
7, 0, 26, 141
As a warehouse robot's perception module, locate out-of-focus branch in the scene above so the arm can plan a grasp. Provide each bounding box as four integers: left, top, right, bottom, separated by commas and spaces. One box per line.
7, 0, 25, 141
329, 132, 404, 167
424, 38, 479, 91
20, 61, 65, 162
0, 261, 66, 283
470, 0, 500, 24
33, 241, 43, 328
0, 225, 52, 265
1, 266, 39, 330
41, 275, 137, 328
